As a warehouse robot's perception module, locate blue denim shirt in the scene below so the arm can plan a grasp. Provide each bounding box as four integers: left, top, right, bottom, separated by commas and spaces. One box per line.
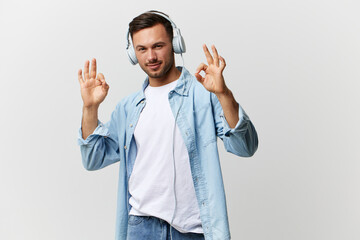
78, 67, 258, 240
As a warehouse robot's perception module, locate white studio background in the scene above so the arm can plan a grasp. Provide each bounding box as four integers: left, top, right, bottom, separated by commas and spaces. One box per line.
0, 0, 359, 239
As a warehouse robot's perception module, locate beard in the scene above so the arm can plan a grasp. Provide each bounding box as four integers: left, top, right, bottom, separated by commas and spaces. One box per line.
140, 54, 175, 79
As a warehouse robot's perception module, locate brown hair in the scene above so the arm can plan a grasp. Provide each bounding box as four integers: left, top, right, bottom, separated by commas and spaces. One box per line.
129, 10, 173, 42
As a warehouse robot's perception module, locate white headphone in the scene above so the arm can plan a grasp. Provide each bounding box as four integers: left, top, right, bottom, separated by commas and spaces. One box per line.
126, 11, 186, 65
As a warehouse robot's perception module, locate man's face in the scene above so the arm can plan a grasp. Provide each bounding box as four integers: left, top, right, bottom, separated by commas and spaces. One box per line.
132, 24, 174, 79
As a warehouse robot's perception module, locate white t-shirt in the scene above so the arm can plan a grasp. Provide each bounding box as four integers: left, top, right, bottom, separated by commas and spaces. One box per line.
128, 79, 203, 234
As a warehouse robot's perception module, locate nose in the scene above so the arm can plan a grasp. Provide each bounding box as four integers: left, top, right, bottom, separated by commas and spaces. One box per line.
147, 49, 157, 63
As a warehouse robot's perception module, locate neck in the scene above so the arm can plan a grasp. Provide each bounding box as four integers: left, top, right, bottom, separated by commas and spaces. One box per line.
148, 65, 181, 87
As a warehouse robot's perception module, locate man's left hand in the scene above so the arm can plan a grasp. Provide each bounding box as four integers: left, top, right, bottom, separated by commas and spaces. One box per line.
195, 44, 230, 96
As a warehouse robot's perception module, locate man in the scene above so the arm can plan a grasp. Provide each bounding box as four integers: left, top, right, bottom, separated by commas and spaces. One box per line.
77, 10, 258, 240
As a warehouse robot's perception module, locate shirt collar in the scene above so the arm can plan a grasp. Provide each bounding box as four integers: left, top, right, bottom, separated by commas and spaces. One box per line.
135, 66, 191, 106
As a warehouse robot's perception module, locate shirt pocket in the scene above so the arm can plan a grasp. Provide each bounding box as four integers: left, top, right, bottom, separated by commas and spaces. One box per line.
193, 102, 217, 147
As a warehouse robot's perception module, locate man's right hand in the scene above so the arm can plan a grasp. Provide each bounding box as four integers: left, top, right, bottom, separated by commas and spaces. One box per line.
78, 58, 109, 140
78, 58, 109, 108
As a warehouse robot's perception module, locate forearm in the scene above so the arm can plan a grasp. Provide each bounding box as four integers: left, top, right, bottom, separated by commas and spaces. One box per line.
81, 105, 99, 139
216, 88, 239, 128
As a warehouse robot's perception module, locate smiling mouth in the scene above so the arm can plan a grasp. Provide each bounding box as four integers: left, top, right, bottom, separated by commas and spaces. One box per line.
146, 62, 162, 70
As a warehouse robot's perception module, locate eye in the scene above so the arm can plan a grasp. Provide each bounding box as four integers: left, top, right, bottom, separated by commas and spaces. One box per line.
137, 47, 145, 52
155, 44, 163, 49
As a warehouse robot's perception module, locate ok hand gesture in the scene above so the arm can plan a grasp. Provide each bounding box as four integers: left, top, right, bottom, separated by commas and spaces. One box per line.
195, 44, 229, 95
78, 58, 109, 108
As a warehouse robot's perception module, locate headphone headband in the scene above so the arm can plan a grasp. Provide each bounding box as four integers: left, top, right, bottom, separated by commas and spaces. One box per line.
149, 11, 178, 28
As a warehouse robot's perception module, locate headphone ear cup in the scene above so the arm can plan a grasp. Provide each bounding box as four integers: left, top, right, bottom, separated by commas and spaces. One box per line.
172, 35, 186, 54
127, 44, 138, 65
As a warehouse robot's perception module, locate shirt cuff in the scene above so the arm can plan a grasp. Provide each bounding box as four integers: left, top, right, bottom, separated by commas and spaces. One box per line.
77, 120, 110, 145
220, 104, 250, 137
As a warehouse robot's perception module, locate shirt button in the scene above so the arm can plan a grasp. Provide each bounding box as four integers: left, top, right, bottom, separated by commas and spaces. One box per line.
124, 145, 127, 150
130, 124, 133, 128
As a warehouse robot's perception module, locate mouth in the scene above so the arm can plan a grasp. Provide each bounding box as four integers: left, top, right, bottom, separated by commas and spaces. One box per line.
146, 62, 162, 70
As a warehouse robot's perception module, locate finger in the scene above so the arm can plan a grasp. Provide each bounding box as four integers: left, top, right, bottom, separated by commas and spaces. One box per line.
102, 81, 109, 91
195, 72, 204, 83
97, 73, 105, 82
203, 44, 213, 65
78, 69, 84, 85
195, 63, 207, 74
219, 56, 226, 71
84, 60, 90, 80
211, 45, 219, 67
90, 58, 97, 79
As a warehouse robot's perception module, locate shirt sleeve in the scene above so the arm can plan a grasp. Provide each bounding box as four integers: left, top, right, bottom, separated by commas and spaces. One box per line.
77, 104, 123, 171
211, 92, 259, 157
78, 120, 110, 146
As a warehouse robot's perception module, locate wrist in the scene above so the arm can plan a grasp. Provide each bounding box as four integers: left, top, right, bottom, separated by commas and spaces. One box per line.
215, 87, 232, 99
83, 104, 99, 113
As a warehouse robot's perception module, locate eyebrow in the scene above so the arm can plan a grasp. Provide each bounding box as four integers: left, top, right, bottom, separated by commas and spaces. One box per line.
135, 41, 167, 49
